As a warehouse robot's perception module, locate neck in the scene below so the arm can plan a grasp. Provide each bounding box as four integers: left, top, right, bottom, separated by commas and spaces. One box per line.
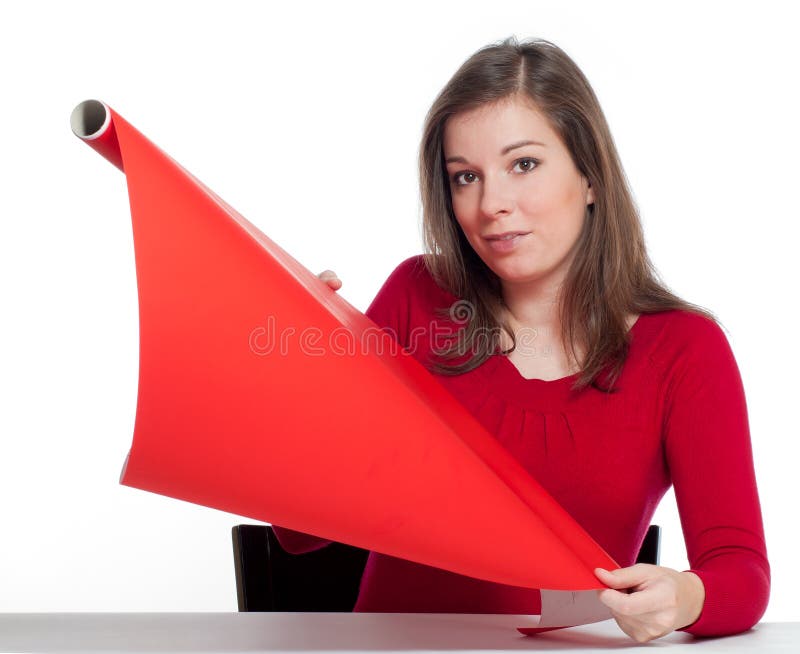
499, 280, 585, 371
500, 278, 562, 332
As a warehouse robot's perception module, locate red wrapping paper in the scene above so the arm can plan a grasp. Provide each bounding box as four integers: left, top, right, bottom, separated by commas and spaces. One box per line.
70, 99, 619, 614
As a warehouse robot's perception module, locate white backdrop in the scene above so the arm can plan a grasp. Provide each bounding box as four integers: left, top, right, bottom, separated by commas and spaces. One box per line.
0, 0, 797, 620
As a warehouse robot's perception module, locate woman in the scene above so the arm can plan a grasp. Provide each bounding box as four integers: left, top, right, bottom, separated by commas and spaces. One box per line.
275, 37, 769, 642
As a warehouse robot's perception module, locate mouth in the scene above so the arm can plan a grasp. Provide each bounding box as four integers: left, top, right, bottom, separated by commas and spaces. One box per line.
483, 231, 531, 241
483, 231, 530, 253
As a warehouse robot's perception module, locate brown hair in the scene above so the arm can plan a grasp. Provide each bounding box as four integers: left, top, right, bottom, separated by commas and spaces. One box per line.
419, 36, 716, 392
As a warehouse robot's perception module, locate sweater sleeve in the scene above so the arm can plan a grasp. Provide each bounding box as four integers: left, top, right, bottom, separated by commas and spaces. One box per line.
272, 258, 419, 555
364, 255, 420, 347
662, 315, 770, 637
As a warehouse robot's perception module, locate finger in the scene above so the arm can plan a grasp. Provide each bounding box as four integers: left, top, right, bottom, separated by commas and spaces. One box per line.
598, 588, 629, 612
611, 616, 649, 644
598, 587, 666, 616
317, 270, 342, 289
614, 618, 661, 645
595, 565, 653, 590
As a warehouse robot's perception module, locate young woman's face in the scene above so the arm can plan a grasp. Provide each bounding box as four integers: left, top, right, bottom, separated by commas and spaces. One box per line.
443, 96, 594, 293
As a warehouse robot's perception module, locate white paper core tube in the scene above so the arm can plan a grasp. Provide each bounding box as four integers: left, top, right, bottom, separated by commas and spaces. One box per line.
70, 99, 111, 140
70, 99, 124, 171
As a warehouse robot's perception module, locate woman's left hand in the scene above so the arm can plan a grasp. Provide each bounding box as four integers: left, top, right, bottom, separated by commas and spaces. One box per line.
594, 564, 705, 643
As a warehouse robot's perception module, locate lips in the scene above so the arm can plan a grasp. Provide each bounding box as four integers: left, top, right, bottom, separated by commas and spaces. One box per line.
484, 231, 531, 241
483, 231, 530, 253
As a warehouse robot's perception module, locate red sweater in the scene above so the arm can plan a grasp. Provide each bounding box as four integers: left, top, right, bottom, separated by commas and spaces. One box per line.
274, 255, 770, 637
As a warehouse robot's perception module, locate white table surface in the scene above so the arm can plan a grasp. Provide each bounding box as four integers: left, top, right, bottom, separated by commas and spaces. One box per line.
0, 613, 794, 653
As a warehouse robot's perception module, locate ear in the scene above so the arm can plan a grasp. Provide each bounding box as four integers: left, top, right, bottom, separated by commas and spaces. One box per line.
586, 181, 595, 206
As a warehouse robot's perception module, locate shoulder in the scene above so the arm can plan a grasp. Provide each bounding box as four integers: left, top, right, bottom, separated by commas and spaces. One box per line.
372, 254, 457, 307
382, 254, 444, 284
378, 254, 428, 288
641, 309, 741, 392
643, 308, 730, 356
365, 254, 458, 346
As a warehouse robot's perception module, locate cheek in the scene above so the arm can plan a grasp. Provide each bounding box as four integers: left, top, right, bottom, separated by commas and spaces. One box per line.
450, 187, 472, 213
521, 176, 586, 237
521, 169, 579, 213
450, 191, 479, 232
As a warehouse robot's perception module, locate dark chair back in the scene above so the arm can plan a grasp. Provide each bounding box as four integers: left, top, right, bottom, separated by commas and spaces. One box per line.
232, 523, 661, 612
232, 525, 369, 611
635, 524, 661, 566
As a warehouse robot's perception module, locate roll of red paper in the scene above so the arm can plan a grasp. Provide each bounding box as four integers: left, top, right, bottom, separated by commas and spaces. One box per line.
70, 100, 619, 619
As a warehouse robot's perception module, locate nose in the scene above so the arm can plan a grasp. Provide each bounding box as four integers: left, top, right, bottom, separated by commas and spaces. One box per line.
479, 173, 513, 219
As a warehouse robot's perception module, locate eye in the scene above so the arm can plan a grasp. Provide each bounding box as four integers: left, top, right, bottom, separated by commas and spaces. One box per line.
452, 171, 478, 186
512, 157, 539, 173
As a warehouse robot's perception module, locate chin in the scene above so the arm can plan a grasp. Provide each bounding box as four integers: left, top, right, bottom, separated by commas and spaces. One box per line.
498, 272, 547, 286
487, 263, 543, 283
490, 258, 563, 287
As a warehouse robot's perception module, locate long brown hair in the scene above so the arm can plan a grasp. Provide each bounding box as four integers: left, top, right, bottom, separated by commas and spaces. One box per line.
419, 36, 716, 392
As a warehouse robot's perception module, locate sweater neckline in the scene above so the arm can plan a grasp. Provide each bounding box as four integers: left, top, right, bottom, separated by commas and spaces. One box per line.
489, 313, 645, 386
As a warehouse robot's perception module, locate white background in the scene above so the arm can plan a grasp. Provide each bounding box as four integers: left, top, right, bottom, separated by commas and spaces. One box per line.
0, 0, 797, 620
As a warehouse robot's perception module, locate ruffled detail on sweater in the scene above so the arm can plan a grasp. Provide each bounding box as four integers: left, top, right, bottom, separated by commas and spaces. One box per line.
475, 393, 580, 465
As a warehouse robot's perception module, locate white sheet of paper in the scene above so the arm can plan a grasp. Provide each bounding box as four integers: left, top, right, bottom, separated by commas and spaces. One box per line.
536, 589, 613, 628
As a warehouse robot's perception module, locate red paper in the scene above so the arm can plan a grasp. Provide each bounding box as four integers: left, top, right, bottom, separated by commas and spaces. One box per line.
70, 99, 619, 606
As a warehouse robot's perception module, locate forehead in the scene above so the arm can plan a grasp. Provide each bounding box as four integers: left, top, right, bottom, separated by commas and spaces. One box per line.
443, 97, 556, 154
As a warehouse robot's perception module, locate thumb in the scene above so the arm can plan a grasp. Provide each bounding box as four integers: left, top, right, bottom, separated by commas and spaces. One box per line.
595, 565, 651, 590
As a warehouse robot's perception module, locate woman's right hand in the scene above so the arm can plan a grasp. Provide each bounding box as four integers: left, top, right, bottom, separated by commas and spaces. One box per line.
318, 269, 342, 291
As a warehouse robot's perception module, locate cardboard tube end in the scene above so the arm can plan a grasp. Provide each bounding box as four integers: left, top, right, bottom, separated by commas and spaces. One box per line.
71, 99, 111, 140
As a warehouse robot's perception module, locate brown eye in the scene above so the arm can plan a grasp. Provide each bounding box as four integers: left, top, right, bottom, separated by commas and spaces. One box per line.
454, 171, 478, 186
512, 158, 538, 173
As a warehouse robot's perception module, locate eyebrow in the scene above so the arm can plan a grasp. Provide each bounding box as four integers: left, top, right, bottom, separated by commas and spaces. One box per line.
445, 140, 546, 164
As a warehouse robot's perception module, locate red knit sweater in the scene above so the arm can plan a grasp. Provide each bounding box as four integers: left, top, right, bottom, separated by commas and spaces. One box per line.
274, 255, 770, 637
